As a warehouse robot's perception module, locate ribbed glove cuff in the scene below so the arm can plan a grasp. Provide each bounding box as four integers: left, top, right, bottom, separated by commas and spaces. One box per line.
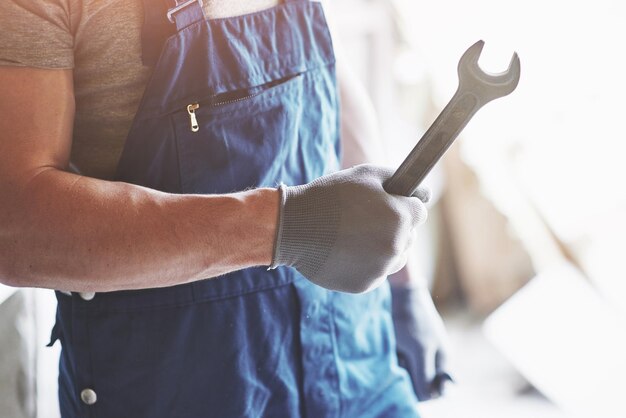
270, 180, 341, 278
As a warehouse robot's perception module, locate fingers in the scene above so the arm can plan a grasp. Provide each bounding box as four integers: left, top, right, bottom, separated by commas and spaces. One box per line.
407, 196, 428, 226
412, 186, 431, 204
350, 163, 429, 226
348, 163, 396, 184
390, 234, 417, 274
389, 251, 409, 276
402, 185, 430, 227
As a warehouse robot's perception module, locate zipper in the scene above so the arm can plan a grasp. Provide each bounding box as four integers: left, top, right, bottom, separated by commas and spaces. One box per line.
185, 93, 258, 133
187, 103, 199, 132
183, 73, 303, 133
213, 92, 260, 108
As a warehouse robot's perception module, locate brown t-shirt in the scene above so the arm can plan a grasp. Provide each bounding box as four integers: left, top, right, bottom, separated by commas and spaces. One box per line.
0, 0, 280, 180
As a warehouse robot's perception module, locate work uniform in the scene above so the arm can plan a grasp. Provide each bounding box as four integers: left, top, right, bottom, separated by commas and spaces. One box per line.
48, 0, 421, 416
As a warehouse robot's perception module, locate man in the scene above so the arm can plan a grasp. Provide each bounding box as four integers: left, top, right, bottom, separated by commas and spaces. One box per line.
0, 0, 447, 416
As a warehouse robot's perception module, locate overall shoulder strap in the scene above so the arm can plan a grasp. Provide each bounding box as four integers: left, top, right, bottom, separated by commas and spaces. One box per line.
141, 0, 205, 66
166, 0, 206, 30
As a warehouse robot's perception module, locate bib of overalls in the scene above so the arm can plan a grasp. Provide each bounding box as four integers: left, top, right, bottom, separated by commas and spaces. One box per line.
50, 1, 420, 417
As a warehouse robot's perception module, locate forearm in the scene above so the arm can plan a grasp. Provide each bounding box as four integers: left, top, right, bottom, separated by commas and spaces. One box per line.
0, 169, 278, 292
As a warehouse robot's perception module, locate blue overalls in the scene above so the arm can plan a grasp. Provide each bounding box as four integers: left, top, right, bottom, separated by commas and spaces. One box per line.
49, 1, 421, 416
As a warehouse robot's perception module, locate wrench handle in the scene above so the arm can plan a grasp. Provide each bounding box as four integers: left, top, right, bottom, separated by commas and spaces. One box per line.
384, 90, 482, 197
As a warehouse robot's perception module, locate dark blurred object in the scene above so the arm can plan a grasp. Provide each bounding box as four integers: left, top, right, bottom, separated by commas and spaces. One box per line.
391, 284, 453, 401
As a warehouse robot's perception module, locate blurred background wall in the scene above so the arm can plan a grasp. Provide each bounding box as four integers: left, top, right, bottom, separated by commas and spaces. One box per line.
1, 1, 625, 417
332, 1, 626, 417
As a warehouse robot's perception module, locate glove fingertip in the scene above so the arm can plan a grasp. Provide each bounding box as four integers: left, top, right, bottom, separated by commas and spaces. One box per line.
411, 199, 428, 226
411, 187, 431, 204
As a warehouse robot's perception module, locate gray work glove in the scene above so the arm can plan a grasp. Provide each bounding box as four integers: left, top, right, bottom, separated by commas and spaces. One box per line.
391, 284, 453, 401
270, 164, 430, 293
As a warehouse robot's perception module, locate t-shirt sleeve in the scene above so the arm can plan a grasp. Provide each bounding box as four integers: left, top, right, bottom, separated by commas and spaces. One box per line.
0, 0, 75, 69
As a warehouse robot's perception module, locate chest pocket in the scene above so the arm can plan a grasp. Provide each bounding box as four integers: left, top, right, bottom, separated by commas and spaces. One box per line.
171, 68, 339, 194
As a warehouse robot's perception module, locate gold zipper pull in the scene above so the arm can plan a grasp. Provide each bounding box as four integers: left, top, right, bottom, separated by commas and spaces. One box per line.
187, 103, 200, 132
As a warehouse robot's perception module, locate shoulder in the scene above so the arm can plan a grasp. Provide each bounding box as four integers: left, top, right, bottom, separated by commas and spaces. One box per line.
0, 0, 77, 69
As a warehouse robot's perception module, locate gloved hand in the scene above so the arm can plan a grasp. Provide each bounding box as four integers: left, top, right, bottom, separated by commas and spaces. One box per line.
391, 284, 453, 401
270, 164, 430, 293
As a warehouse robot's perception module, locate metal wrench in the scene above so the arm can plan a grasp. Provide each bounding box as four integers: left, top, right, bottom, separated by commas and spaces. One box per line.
384, 40, 521, 197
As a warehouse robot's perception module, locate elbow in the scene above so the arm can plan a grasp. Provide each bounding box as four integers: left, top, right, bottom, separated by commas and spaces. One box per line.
0, 264, 37, 289
0, 227, 18, 287
0, 223, 30, 288
0, 274, 20, 289
0, 197, 36, 288
0, 277, 19, 288
0, 259, 22, 288
0, 241, 39, 288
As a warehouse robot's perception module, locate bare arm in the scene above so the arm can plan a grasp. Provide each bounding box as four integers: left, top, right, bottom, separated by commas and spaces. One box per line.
0, 67, 278, 292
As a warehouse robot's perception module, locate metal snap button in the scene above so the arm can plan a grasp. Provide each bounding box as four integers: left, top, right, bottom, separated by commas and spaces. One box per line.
80, 388, 97, 405
79, 292, 96, 301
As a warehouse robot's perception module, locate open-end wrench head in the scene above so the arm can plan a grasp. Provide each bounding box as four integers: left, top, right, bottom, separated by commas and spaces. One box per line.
383, 39, 521, 196
457, 40, 520, 103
